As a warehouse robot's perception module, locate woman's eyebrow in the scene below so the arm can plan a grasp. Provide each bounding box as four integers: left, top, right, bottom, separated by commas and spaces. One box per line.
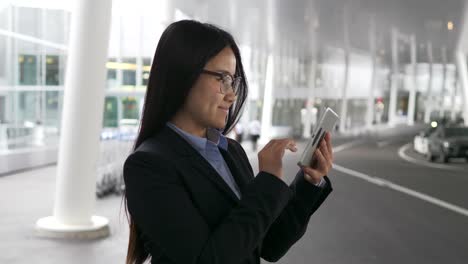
216, 69, 235, 78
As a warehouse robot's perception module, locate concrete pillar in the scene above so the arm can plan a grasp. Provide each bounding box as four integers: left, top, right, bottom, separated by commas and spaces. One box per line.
450, 68, 458, 121
303, 59, 317, 139
407, 34, 417, 126
5, 5, 13, 124
36, 0, 112, 239
440, 46, 448, 118
259, 0, 276, 144
388, 27, 399, 127
303, 2, 319, 138
135, 16, 143, 88
366, 15, 376, 129
116, 16, 123, 87
456, 51, 468, 126
259, 54, 275, 144
13, 6, 19, 128
339, 5, 350, 132
424, 42, 434, 123
240, 45, 253, 132
162, 0, 175, 25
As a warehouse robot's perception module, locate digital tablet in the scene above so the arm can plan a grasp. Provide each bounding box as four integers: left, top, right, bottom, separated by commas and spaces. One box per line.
297, 107, 339, 167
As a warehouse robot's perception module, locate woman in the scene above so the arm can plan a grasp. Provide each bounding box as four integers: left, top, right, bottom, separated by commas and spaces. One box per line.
123, 20, 334, 264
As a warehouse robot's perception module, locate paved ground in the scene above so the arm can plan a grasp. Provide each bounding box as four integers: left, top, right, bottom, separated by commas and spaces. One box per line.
271, 124, 468, 264
1, 124, 468, 263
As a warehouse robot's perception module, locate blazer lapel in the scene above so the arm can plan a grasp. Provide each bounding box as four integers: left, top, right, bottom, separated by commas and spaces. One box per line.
219, 147, 249, 191
156, 125, 242, 203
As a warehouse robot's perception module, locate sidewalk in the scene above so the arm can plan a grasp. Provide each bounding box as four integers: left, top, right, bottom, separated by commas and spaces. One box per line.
0, 123, 423, 263
0, 164, 129, 264
1, 137, 310, 263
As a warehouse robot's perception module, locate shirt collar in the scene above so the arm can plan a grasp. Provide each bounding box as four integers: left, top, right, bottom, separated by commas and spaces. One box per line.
166, 122, 228, 151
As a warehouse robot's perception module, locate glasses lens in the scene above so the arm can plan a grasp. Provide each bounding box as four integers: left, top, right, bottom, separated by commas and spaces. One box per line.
232, 77, 241, 94
219, 74, 241, 95
221, 75, 232, 93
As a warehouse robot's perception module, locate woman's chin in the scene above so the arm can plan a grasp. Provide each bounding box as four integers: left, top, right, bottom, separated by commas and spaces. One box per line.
213, 120, 226, 130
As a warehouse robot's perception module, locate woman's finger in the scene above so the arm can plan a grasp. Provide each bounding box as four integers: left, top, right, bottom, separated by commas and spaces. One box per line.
319, 139, 331, 162
314, 148, 329, 174
274, 138, 297, 152
262, 139, 276, 150
325, 132, 334, 161
286, 140, 298, 152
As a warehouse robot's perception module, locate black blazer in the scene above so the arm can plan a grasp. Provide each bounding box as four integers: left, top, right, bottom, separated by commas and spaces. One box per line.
123, 125, 332, 264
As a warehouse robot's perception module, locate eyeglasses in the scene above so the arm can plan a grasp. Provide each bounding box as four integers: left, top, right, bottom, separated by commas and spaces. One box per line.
201, 69, 241, 95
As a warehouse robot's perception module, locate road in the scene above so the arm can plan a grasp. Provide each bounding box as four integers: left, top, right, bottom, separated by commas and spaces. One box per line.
257, 125, 468, 264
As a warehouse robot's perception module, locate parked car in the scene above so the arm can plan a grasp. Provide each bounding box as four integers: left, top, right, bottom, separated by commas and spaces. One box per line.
118, 118, 139, 141
426, 126, 468, 163
414, 126, 437, 154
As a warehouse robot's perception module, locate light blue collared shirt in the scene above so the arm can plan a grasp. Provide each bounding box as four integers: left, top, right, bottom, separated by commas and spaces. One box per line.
166, 122, 242, 199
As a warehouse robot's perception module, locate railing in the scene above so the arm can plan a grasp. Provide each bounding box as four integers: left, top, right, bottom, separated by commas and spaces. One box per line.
96, 129, 136, 198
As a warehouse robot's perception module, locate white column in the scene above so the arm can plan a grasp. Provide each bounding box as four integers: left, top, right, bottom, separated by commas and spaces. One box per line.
161, 0, 175, 25
36, 0, 112, 239
303, 58, 317, 139
424, 42, 434, 123
5, 5, 13, 124
388, 27, 399, 127
116, 16, 123, 86
259, 0, 276, 144
135, 16, 144, 88
407, 34, 417, 126
440, 46, 448, 118
366, 15, 376, 129
456, 51, 468, 126
339, 5, 350, 132
238, 45, 252, 134
13, 6, 19, 128
6, 6, 12, 87
450, 70, 458, 121
259, 54, 275, 144
304, 9, 319, 138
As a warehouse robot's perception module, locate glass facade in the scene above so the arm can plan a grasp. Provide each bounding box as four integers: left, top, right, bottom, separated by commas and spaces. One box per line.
0, 4, 156, 151
0, 2, 461, 153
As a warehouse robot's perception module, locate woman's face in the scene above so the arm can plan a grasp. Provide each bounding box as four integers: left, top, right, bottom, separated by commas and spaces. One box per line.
182, 46, 238, 130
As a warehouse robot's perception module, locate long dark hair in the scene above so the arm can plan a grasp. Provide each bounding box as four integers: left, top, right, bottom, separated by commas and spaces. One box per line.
124, 20, 248, 264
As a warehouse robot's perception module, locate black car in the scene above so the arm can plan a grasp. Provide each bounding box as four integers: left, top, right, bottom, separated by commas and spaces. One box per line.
426, 126, 468, 163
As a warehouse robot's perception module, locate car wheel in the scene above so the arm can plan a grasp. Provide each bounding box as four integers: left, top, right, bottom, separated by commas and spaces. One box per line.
440, 153, 449, 163
426, 150, 436, 162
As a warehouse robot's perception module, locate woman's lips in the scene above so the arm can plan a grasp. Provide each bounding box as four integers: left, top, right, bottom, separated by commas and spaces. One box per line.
218, 107, 228, 113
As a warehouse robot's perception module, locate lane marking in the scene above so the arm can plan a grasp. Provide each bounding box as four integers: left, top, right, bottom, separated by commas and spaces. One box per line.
246, 138, 468, 217
333, 163, 468, 218
377, 141, 391, 148
398, 143, 462, 171
334, 139, 366, 153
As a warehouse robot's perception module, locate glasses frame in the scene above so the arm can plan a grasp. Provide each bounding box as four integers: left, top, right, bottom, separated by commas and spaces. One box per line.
201, 69, 241, 95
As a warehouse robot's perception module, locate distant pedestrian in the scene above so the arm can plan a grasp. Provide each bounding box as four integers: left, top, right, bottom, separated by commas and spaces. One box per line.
248, 119, 261, 151
234, 122, 244, 143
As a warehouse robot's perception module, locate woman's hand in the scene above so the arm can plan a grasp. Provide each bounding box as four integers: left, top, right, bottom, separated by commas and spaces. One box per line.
300, 132, 334, 185
258, 138, 298, 179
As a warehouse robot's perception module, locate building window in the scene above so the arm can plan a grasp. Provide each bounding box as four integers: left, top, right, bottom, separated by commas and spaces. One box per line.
142, 58, 151, 86
103, 96, 118, 127
19, 55, 37, 85
106, 58, 118, 88
122, 97, 139, 119
0, 96, 5, 123
46, 91, 59, 109
122, 58, 136, 86
46, 55, 60, 85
